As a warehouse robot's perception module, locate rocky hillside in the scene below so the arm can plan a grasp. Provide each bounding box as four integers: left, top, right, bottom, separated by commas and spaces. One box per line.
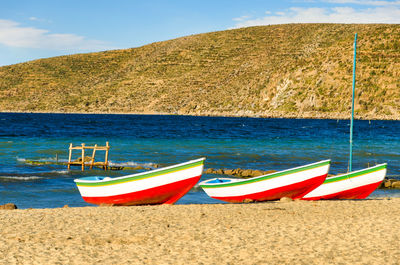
0, 24, 399, 119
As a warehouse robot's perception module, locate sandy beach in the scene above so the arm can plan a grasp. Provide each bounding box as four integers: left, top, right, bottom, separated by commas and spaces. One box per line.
1, 199, 400, 265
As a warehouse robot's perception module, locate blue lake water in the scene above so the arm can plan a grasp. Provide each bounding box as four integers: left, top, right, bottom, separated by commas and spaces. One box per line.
0, 113, 399, 209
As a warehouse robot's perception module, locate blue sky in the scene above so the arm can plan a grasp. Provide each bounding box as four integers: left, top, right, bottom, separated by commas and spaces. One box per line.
0, 0, 399, 66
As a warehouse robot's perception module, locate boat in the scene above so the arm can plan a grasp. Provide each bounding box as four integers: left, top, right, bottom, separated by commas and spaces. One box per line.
199, 160, 330, 203
302, 34, 387, 200
302, 163, 387, 200
74, 157, 205, 206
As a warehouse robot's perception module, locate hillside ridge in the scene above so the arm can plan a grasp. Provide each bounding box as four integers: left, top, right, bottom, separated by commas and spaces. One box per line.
0, 24, 399, 120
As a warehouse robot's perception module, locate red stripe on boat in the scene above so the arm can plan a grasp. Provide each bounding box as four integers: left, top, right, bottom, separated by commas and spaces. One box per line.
302, 180, 383, 200
210, 174, 327, 203
81, 176, 201, 206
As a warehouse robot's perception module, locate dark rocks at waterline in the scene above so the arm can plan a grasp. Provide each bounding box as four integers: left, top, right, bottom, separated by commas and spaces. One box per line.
75, 156, 93, 163
0, 203, 18, 210
205, 168, 277, 178
380, 179, 400, 189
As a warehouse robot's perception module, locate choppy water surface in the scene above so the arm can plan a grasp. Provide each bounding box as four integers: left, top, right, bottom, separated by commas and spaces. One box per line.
0, 113, 399, 208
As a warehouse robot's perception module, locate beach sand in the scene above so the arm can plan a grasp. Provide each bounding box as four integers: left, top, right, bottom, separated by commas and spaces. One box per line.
1, 199, 400, 265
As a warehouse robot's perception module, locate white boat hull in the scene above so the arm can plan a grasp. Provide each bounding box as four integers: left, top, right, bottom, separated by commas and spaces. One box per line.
200, 160, 330, 203
302, 163, 387, 200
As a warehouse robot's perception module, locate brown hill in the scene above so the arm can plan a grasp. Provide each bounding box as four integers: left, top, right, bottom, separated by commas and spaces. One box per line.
0, 24, 399, 119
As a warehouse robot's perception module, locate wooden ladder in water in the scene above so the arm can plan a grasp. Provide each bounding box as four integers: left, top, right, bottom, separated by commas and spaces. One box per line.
67, 142, 110, 171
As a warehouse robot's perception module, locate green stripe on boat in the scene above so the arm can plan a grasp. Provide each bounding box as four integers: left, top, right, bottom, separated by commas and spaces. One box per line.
76, 160, 204, 187
324, 164, 387, 184
201, 160, 330, 188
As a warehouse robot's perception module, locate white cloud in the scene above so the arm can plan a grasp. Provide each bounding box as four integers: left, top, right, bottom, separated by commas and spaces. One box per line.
233, 15, 251, 22
324, 0, 400, 6
232, 6, 400, 27
28, 16, 51, 23
0, 19, 111, 51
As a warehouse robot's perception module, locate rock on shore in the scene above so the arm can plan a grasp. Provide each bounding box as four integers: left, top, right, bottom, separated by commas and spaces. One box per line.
380, 179, 400, 189
0, 203, 17, 210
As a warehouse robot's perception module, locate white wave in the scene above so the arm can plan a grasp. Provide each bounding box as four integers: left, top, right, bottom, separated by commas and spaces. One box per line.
51, 170, 69, 174
109, 161, 158, 168
38, 157, 67, 162
0, 176, 43, 181
17, 157, 68, 163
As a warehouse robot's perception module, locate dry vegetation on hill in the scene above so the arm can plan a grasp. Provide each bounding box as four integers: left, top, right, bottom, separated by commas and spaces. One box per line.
0, 24, 399, 119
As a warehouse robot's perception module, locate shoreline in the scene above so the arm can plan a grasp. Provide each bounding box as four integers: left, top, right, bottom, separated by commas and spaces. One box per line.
1, 199, 399, 264
1, 110, 399, 121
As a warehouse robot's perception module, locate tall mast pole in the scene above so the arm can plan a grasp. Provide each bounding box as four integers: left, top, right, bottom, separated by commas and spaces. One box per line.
349, 33, 357, 172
